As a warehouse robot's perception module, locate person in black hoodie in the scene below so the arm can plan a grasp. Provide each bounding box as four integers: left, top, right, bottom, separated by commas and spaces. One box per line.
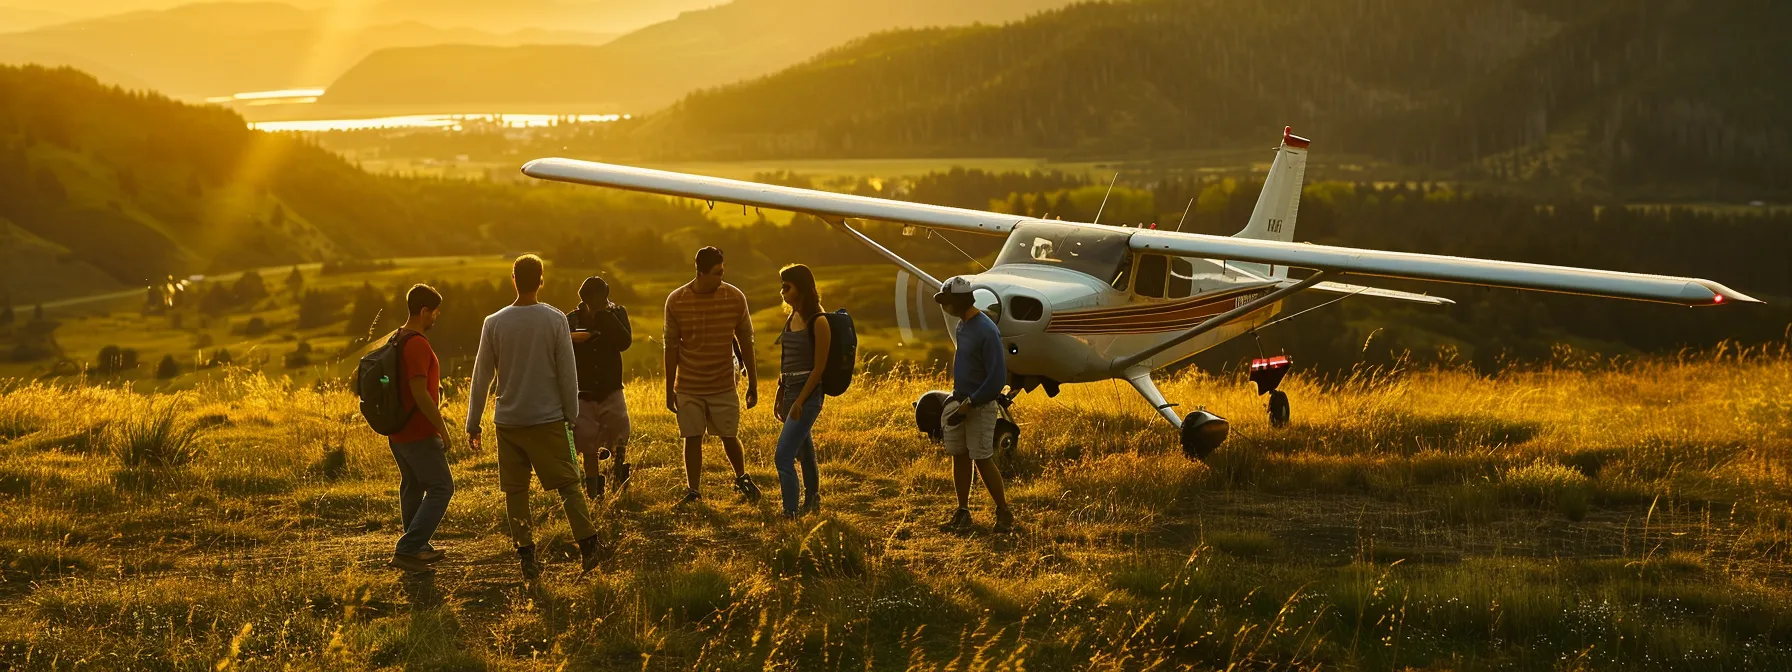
568, 276, 633, 499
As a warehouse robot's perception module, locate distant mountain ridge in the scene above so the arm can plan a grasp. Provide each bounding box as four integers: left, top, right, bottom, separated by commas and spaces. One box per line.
624, 0, 1789, 198
0, 1, 628, 98
320, 0, 1082, 111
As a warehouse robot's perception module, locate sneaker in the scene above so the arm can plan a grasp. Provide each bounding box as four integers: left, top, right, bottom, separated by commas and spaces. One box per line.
586, 475, 606, 501
415, 548, 447, 564
676, 490, 702, 508
993, 508, 1016, 534
576, 535, 600, 576
734, 474, 762, 503
939, 507, 973, 534
516, 545, 542, 580
388, 553, 435, 575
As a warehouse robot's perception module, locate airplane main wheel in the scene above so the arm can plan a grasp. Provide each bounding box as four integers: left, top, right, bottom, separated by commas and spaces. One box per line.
1268, 391, 1291, 428
993, 419, 1021, 479
1181, 410, 1229, 461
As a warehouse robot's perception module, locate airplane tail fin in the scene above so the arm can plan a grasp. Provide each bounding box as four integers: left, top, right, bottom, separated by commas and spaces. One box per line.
1234, 127, 1310, 279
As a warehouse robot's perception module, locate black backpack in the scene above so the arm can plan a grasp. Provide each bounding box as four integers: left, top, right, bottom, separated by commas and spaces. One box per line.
356, 330, 419, 436
809, 309, 858, 397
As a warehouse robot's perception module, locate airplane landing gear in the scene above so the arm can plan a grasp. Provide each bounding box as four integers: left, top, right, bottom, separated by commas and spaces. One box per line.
1268, 390, 1291, 427
1252, 356, 1294, 429
1181, 409, 1229, 461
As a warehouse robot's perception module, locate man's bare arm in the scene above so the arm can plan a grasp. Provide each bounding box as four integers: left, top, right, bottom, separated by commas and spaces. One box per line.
408, 377, 453, 450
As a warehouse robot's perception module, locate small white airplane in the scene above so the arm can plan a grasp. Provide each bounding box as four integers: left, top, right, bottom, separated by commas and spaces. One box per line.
522, 128, 1760, 460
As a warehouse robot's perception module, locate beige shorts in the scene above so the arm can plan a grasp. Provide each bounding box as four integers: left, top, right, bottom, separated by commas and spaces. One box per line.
495, 421, 582, 494
942, 401, 999, 461
677, 390, 740, 439
573, 390, 630, 458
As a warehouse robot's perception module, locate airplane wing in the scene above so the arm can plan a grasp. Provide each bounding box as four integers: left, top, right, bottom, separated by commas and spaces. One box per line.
522, 158, 1021, 236
1131, 230, 1758, 307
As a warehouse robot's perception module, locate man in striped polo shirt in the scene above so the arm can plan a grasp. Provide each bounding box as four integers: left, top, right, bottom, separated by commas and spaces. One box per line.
664, 246, 763, 505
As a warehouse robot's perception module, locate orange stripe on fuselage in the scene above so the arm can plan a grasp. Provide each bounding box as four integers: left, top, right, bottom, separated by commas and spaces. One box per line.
1046, 284, 1274, 335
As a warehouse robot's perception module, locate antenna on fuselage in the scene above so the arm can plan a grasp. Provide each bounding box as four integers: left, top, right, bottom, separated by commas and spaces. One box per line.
1091, 172, 1120, 225
1173, 198, 1195, 232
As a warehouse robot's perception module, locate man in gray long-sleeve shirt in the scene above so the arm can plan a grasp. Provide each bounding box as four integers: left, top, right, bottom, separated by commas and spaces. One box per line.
466, 255, 600, 579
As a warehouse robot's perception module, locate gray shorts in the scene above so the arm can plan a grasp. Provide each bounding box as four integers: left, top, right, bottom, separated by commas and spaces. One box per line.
942, 401, 998, 460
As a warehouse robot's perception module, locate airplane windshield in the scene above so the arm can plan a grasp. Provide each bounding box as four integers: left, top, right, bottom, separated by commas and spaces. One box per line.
993, 222, 1134, 284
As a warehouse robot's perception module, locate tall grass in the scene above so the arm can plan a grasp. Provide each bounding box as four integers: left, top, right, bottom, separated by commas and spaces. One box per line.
0, 353, 1789, 670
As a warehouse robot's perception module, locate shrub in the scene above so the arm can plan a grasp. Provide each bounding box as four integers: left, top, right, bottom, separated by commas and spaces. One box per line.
154, 355, 180, 379
113, 403, 204, 469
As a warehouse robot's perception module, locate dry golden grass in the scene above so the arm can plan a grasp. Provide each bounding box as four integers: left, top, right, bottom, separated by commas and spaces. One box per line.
1, 348, 1790, 670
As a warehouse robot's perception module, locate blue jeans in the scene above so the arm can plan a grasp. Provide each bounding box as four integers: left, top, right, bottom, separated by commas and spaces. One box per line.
775, 377, 824, 514
390, 436, 454, 555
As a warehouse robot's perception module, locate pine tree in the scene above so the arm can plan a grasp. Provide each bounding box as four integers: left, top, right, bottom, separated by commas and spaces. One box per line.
155, 354, 180, 380
284, 266, 304, 296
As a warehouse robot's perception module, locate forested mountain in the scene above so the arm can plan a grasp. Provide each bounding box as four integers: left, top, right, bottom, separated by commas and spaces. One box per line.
360, 0, 721, 34
0, 65, 714, 303
630, 0, 1788, 199
319, 0, 1081, 110
0, 2, 617, 98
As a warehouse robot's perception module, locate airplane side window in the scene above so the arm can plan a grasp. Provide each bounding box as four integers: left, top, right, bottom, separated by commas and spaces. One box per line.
1169, 258, 1195, 298
1136, 254, 1168, 298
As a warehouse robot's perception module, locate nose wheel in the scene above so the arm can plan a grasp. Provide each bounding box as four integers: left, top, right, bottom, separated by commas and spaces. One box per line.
1268, 390, 1291, 427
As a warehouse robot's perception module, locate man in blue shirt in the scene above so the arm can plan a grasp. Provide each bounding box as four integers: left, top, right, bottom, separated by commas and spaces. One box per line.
934, 277, 1014, 533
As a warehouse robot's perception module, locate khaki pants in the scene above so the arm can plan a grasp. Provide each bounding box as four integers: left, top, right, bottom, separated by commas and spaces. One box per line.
676, 390, 741, 439
496, 421, 596, 548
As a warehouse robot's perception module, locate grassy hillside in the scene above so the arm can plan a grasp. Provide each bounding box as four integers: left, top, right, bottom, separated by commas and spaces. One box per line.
1, 353, 1789, 668
0, 65, 715, 303
319, 0, 1082, 111
0, 2, 616, 98
629, 0, 1789, 199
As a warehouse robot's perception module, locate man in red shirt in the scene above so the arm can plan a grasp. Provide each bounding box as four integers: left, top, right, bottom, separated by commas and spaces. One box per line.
387, 284, 456, 575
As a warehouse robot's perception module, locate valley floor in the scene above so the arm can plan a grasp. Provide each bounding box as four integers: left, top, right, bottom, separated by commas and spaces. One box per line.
1, 355, 1790, 670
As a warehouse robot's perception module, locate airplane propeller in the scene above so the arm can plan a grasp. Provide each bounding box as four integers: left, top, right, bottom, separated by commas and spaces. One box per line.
894, 270, 955, 350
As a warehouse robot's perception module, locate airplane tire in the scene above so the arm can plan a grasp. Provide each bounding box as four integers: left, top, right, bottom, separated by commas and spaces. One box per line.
1268, 391, 1291, 428
1181, 410, 1229, 461
994, 419, 1021, 479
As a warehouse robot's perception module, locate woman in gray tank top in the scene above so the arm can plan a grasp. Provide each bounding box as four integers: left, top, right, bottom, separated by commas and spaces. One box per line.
773, 264, 831, 517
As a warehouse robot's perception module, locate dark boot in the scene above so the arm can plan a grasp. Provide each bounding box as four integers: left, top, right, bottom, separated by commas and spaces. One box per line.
801, 492, 820, 515
516, 545, 542, 580
585, 474, 605, 501
613, 463, 632, 490
733, 474, 762, 503
576, 535, 600, 575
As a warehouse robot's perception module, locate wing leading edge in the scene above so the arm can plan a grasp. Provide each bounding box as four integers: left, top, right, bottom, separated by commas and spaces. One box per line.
1132, 230, 1758, 307
522, 158, 1022, 236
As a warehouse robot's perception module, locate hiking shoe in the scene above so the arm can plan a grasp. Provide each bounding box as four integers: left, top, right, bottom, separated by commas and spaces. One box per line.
415, 548, 447, 564
388, 553, 435, 575
516, 546, 542, 580
586, 475, 606, 501
676, 490, 702, 508
939, 507, 973, 534
801, 493, 820, 516
734, 474, 762, 503
993, 508, 1016, 534
576, 535, 600, 576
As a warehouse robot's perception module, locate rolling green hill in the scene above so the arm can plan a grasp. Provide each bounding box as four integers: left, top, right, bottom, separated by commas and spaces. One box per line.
628, 0, 1789, 199
319, 0, 1082, 111
0, 65, 712, 303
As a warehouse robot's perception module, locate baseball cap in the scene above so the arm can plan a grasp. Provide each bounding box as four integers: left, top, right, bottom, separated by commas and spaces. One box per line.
933, 276, 974, 305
